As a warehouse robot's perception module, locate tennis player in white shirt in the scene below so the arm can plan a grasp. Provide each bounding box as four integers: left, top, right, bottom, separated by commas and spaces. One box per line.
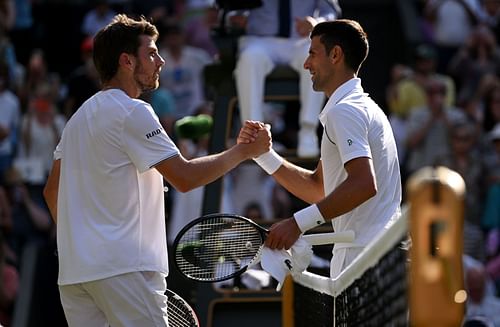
239, 19, 402, 279
43, 14, 270, 327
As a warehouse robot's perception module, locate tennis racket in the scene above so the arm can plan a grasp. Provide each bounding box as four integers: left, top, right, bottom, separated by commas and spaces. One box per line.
165, 289, 200, 327
172, 213, 355, 283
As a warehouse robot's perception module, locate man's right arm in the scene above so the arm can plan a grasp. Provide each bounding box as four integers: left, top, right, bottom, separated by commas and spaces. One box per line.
43, 159, 60, 224
238, 121, 325, 204
155, 127, 271, 192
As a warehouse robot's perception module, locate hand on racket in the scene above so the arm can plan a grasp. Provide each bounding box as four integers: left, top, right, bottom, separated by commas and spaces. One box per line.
172, 213, 355, 283
265, 216, 302, 250
165, 289, 199, 327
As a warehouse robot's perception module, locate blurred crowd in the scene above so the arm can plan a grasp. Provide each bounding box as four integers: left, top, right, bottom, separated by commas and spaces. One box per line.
0, 0, 500, 326
392, 1, 500, 325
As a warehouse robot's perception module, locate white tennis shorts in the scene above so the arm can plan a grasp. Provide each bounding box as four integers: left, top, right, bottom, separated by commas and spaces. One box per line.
59, 271, 168, 327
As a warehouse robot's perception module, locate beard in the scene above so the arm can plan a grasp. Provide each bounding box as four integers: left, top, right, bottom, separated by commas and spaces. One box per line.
134, 65, 160, 93
311, 76, 323, 92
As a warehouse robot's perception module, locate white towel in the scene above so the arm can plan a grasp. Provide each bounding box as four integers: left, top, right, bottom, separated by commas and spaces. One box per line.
260, 237, 313, 291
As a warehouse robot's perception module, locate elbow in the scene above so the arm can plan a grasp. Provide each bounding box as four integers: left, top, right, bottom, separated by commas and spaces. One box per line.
175, 184, 194, 193
42, 185, 50, 203
368, 184, 377, 199
364, 179, 377, 201
170, 177, 197, 193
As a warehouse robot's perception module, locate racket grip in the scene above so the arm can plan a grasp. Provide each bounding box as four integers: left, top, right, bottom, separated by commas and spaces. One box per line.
303, 230, 355, 245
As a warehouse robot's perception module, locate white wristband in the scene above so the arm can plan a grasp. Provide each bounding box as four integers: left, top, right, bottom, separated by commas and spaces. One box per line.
293, 204, 326, 233
253, 149, 284, 175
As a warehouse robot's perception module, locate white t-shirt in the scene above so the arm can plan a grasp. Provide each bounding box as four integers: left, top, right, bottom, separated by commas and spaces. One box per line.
319, 78, 402, 250
54, 89, 179, 285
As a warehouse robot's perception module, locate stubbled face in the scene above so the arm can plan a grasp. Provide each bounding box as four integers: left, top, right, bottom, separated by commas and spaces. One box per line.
134, 35, 165, 93
304, 36, 334, 94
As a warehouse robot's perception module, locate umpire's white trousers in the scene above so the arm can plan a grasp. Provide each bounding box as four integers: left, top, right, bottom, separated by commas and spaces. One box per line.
234, 36, 325, 127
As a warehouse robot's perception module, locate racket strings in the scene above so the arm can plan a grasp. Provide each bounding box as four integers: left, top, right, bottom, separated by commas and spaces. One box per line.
175, 218, 264, 281
167, 296, 198, 327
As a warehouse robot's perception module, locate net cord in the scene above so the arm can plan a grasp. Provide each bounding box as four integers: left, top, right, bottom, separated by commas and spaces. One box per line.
292, 205, 409, 298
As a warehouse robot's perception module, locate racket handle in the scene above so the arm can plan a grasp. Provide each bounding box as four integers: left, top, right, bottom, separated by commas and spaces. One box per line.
303, 230, 355, 245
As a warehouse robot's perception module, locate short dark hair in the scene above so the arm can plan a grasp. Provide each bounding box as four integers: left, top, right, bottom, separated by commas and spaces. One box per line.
93, 14, 159, 83
310, 19, 369, 73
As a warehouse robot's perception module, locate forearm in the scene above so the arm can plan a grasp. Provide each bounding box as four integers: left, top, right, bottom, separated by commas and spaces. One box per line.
160, 126, 271, 192
317, 176, 376, 221
294, 157, 377, 232
181, 146, 247, 190
272, 160, 324, 204
157, 144, 248, 193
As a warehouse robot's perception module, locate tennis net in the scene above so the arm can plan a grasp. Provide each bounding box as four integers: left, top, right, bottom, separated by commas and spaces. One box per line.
291, 206, 409, 327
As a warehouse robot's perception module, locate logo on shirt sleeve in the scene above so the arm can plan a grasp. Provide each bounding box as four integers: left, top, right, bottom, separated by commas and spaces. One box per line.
347, 139, 353, 146
146, 128, 162, 139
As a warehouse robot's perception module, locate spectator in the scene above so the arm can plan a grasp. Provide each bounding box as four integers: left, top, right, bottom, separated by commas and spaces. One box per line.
463, 316, 495, 327
437, 121, 486, 260
0, 63, 20, 184
9, 0, 35, 66
388, 44, 456, 119
0, 7, 21, 91
180, 0, 219, 58
158, 22, 213, 120
0, 229, 19, 327
448, 24, 500, 106
18, 48, 62, 113
0, 0, 15, 32
386, 44, 456, 167
483, 82, 500, 134
405, 77, 466, 175
464, 265, 500, 326
63, 36, 100, 119
481, 124, 500, 293
3, 167, 52, 263
481, 0, 500, 42
482, 124, 500, 232
81, 0, 116, 37
423, 0, 483, 73
140, 88, 177, 136
15, 83, 66, 187
130, 0, 170, 23
231, 0, 339, 158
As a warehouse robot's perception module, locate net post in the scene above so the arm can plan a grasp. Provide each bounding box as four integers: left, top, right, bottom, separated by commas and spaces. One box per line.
281, 275, 294, 327
407, 166, 466, 327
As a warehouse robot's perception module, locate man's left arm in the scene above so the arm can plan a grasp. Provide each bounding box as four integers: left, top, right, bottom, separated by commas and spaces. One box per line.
265, 157, 377, 250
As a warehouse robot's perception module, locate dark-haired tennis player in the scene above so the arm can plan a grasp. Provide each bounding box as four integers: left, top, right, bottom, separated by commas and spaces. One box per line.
43, 14, 270, 326
239, 19, 402, 279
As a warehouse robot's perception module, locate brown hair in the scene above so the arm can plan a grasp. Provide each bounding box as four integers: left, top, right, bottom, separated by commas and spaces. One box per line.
93, 14, 159, 83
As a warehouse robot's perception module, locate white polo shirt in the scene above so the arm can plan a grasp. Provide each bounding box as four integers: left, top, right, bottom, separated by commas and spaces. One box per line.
319, 78, 402, 249
54, 89, 179, 285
